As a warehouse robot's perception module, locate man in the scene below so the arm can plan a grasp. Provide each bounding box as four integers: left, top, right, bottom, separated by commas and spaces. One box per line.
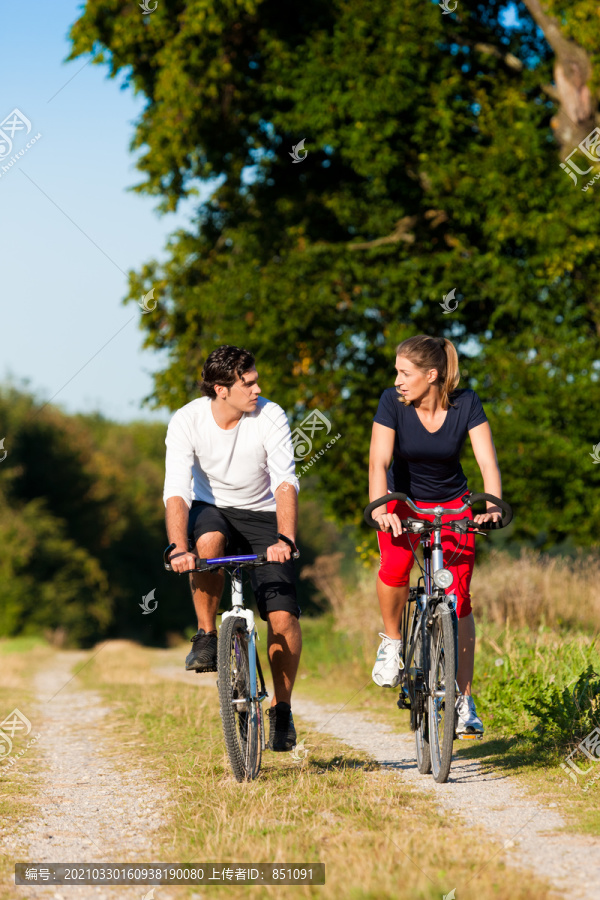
163, 344, 301, 751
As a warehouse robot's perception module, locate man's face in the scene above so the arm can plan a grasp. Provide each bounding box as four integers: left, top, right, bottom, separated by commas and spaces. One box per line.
221, 368, 261, 412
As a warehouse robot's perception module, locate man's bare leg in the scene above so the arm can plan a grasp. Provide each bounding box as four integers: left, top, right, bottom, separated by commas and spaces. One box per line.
190, 531, 227, 631
267, 610, 302, 707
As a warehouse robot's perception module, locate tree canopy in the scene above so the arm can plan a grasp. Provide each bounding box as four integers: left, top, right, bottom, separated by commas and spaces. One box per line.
69, 0, 600, 547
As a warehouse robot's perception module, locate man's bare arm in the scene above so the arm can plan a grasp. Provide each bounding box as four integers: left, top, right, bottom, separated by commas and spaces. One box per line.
165, 496, 197, 572
267, 482, 298, 562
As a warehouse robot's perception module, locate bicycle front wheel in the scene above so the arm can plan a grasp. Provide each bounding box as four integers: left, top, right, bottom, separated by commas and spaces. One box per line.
428, 603, 457, 783
413, 626, 431, 775
217, 616, 261, 782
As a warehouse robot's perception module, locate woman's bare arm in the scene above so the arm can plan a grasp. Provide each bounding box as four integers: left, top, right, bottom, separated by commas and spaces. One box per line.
468, 421, 503, 523
369, 422, 402, 536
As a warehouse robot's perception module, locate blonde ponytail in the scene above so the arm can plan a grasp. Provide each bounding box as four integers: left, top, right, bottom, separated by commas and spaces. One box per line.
395, 335, 460, 408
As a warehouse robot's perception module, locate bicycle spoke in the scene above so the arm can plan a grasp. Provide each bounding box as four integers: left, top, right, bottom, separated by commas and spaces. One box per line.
428, 604, 456, 783
217, 617, 262, 781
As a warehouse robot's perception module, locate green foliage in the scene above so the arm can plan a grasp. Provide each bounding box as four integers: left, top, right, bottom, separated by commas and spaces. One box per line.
68, 0, 600, 546
525, 664, 600, 749
0, 483, 112, 646
0, 385, 177, 646
475, 624, 600, 753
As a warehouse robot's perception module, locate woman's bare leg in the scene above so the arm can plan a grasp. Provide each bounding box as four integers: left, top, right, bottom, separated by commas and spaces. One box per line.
376, 578, 410, 639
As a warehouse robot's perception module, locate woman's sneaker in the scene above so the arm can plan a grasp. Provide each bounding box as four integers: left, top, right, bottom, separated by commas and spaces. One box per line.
185, 629, 218, 672
455, 693, 484, 736
372, 634, 404, 688
267, 702, 297, 751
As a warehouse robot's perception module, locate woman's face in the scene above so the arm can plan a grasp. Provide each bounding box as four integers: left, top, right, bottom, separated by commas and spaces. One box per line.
394, 355, 437, 403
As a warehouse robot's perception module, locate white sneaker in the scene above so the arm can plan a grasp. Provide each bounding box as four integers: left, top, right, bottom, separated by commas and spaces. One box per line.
372, 633, 404, 688
455, 693, 484, 735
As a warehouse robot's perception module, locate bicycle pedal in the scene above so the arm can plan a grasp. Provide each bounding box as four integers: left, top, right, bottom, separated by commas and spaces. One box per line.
397, 697, 411, 710
456, 733, 483, 741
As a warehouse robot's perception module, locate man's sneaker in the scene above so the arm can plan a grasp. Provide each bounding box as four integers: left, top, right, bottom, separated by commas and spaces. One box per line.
267, 701, 297, 751
372, 633, 404, 688
185, 629, 217, 672
455, 693, 484, 736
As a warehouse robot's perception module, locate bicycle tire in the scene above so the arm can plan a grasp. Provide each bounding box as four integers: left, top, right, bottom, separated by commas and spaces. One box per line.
428, 603, 457, 783
414, 625, 431, 775
217, 615, 261, 782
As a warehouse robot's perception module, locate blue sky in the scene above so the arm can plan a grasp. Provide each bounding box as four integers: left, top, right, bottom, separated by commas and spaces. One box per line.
0, 0, 203, 423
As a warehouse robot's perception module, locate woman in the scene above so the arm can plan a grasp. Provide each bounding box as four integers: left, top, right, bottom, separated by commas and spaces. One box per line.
369, 334, 503, 735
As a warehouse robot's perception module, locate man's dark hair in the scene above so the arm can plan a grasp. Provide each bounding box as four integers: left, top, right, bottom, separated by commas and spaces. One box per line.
200, 345, 256, 399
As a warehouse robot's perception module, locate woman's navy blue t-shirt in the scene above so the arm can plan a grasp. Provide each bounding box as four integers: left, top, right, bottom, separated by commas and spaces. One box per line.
373, 388, 488, 502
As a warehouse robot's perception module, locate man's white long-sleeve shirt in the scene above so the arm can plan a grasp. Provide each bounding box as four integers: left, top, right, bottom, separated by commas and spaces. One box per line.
163, 396, 299, 512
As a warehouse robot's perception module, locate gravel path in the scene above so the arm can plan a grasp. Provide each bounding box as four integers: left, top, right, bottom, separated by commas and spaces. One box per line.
5, 653, 600, 899
156, 663, 600, 898
4, 653, 172, 900
292, 696, 600, 900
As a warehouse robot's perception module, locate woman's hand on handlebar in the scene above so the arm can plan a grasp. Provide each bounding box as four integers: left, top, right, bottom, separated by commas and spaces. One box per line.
374, 512, 403, 537
169, 546, 199, 573
473, 506, 502, 526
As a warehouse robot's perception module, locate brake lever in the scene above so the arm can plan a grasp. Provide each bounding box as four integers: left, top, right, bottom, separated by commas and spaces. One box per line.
405, 517, 426, 533
449, 520, 488, 536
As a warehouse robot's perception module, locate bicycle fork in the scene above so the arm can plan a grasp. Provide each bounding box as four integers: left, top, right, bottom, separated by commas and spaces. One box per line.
221, 569, 269, 750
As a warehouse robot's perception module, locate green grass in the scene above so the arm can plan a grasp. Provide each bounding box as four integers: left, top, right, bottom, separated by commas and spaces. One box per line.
447, 620, 600, 835
473, 621, 600, 751
295, 610, 600, 839
0, 635, 48, 655
73, 641, 554, 900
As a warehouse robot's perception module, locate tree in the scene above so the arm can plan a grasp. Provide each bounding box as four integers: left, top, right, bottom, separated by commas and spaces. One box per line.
69, 0, 600, 547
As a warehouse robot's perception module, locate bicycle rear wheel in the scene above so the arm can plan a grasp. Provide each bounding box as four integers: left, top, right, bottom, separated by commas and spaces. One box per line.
413, 626, 431, 775
217, 616, 261, 782
428, 602, 457, 783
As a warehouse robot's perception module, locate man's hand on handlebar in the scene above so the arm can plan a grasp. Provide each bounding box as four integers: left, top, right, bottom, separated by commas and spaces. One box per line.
473, 506, 502, 526
266, 538, 292, 563
168, 546, 199, 573
373, 512, 403, 537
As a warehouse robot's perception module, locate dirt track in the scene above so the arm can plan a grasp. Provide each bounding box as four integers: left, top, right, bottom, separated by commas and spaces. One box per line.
3, 652, 600, 900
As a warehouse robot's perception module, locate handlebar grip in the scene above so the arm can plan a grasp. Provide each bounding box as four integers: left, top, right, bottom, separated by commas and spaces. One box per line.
464, 492, 513, 528
363, 493, 408, 529
277, 533, 300, 560
163, 543, 209, 572
163, 543, 176, 571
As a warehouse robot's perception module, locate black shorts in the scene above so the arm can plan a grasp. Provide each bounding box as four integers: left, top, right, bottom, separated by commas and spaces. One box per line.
187, 501, 300, 622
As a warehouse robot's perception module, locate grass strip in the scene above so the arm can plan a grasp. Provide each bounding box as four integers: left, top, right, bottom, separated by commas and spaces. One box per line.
77, 640, 554, 900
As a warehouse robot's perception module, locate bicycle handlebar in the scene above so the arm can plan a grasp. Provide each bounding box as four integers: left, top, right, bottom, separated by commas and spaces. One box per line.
363, 491, 513, 533
163, 543, 297, 573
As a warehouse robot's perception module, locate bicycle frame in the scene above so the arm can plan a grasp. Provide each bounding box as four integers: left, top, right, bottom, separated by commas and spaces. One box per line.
401, 495, 466, 599
397, 502, 463, 749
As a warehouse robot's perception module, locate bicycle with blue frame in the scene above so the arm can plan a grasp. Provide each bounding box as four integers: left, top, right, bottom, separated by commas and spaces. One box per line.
363, 491, 513, 783
164, 543, 299, 782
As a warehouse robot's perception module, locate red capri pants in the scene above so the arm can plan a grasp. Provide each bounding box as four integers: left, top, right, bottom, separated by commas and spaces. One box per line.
377, 495, 475, 619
